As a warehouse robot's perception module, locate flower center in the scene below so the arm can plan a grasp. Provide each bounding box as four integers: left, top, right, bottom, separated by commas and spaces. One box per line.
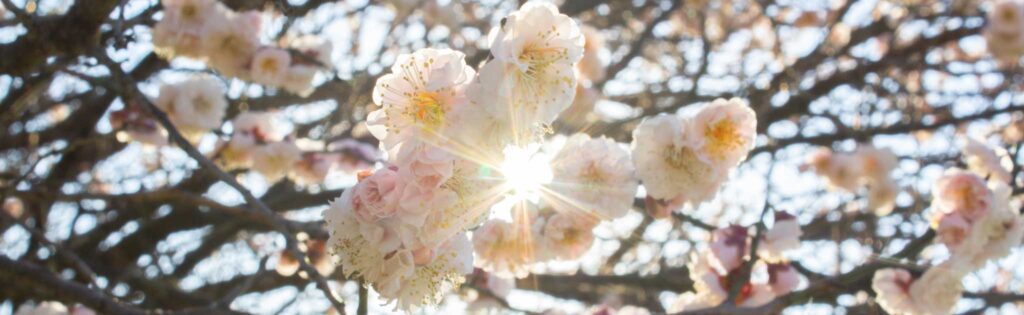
579, 162, 608, 186
219, 34, 250, 57
519, 46, 566, 78
409, 92, 444, 128
1001, 8, 1019, 23
704, 119, 745, 160
181, 4, 198, 21
260, 57, 280, 74
665, 145, 696, 169
192, 95, 212, 113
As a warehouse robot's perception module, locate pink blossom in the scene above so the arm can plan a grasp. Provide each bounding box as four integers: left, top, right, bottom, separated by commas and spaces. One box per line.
934, 212, 972, 253
872, 268, 917, 315
473, 219, 534, 278
757, 211, 802, 261
351, 167, 403, 223
250, 47, 292, 86
767, 263, 801, 295
708, 225, 749, 273
395, 142, 455, 190
540, 212, 598, 260
933, 170, 993, 221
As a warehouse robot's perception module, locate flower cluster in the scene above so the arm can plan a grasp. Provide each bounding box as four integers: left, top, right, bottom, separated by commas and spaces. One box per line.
872, 146, 1023, 315
322, 2, 669, 310
631, 98, 757, 210
153, 76, 228, 141
872, 261, 965, 315
110, 76, 228, 146
152, 0, 331, 96
217, 111, 346, 185
322, 2, 769, 309
962, 137, 1013, 184
928, 169, 1023, 268
669, 215, 803, 312
984, 0, 1024, 62
801, 145, 899, 215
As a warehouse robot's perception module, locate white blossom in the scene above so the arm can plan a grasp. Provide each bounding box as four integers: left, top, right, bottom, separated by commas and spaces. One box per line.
367, 48, 475, 149
549, 134, 638, 220
631, 114, 725, 204
476, 2, 584, 131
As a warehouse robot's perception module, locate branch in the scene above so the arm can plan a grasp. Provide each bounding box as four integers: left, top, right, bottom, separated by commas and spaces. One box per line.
0, 255, 146, 315
0, 0, 120, 75
95, 51, 348, 313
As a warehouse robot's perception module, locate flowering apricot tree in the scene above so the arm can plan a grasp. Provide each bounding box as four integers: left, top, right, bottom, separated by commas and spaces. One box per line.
1, 0, 1024, 314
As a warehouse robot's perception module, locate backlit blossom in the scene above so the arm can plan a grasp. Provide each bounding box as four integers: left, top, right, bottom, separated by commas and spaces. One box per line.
757, 211, 802, 261
153, 76, 227, 138
631, 114, 724, 203
473, 219, 535, 278
414, 158, 501, 248
350, 167, 402, 224
325, 184, 472, 310
767, 263, 801, 295
985, 0, 1024, 61
368, 48, 475, 149
232, 111, 282, 143
855, 145, 897, 183
708, 225, 749, 273
200, 10, 262, 78
874, 261, 968, 315
671, 249, 778, 312
549, 134, 638, 220
868, 177, 899, 216
480, 2, 584, 129
932, 169, 992, 221
251, 47, 292, 86
560, 83, 599, 128
394, 141, 456, 191
152, 0, 221, 57
963, 137, 1013, 184
668, 252, 728, 313
802, 147, 862, 192
251, 141, 302, 183
933, 212, 972, 254
390, 233, 474, 310
392, 142, 460, 228
965, 182, 1024, 266
577, 25, 606, 83
219, 111, 282, 168
907, 264, 964, 315
803, 145, 900, 215
872, 268, 918, 315
688, 98, 757, 171
538, 212, 598, 261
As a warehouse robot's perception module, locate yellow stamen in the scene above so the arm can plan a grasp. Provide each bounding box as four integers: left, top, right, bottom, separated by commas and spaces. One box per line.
408, 92, 444, 128
705, 119, 745, 160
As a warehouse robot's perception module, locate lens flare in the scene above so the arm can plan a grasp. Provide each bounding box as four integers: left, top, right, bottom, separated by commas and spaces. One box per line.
498, 144, 553, 201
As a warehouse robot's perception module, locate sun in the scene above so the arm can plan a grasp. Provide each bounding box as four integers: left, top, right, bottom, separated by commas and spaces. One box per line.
498, 144, 553, 201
